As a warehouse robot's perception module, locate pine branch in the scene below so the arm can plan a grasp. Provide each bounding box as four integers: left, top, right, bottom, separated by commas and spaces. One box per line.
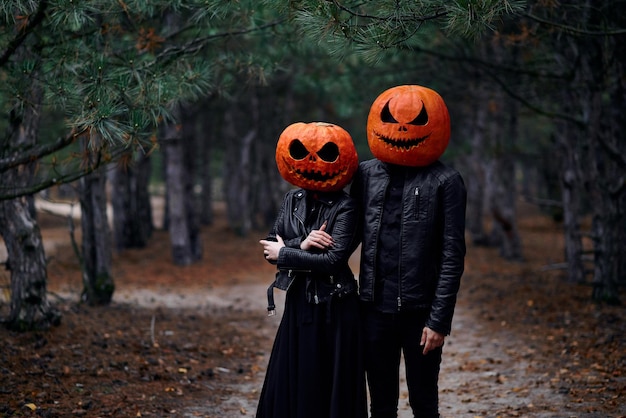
0, 0, 49, 67
0, 132, 79, 174
329, 0, 447, 22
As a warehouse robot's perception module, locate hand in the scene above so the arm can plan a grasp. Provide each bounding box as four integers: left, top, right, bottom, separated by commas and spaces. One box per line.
301, 220, 334, 251
420, 327, 445, 355
259, 235, 285, 261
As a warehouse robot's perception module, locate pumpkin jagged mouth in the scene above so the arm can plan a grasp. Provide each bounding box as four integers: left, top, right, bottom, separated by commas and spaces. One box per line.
282, 157, 348, 183
374, 131, 430, 150
294, 167, 343, 182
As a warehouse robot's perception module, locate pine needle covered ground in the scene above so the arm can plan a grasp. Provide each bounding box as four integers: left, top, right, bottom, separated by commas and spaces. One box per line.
1, 202, 624, 417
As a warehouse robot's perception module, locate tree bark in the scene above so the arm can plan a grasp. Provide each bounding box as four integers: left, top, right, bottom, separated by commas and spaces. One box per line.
484, 41, 523, 261
464, 81, 489, 246
555, 120, 586, 284
198, 103, 214, 226
222, 93, 257, 236
224, 125, 255, 236
575, 18, 624, 304
79, 137, 114, 305
109, 152, 153, 250
250, 83, 293, 229
0, 198, 61, 330
0, 79, 60, 330
221, 82, 294, 233
527, 0, 625, 301
161, 112, 202, 266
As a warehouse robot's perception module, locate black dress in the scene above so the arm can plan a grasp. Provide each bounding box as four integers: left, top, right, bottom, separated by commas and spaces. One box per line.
256, 190, 367, 418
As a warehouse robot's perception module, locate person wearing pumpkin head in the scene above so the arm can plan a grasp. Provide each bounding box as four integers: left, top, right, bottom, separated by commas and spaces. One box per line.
350, 85, 467, 418
256, 122, 367, 418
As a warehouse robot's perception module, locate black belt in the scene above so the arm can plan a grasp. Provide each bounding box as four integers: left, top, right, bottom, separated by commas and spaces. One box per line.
266, 282, 277, 316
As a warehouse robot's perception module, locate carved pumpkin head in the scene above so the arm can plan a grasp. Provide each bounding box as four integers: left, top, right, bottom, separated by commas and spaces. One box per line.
276, 122, 358, 192
367, 85, 450, 167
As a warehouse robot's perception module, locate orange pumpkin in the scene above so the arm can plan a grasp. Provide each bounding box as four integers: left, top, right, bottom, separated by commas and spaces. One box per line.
367, 85, 450, 167
276, 122, 358, 191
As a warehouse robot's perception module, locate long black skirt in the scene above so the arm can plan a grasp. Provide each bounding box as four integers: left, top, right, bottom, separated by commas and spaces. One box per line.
256, 279, 367, 418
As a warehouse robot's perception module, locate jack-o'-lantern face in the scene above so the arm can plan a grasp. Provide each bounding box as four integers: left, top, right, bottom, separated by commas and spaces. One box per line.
367, 85, 450, 167
276, 122, 358, 191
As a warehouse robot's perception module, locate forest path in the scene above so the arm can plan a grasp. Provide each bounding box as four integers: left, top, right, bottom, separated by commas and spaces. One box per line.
3, 199, 621, 417
113, 280, 573, 418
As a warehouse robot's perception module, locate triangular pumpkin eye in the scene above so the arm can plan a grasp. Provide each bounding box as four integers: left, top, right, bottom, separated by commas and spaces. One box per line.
380, 101, 398, 124
408, 103, 428, 126
289, 139, 309, 160
317, 142, 339, 162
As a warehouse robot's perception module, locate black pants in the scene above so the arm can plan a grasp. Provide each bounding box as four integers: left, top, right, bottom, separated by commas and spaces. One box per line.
361, 306, 442, 418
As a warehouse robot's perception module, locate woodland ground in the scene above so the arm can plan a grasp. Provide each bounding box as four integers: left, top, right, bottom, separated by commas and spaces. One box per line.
0, 201, 625, 418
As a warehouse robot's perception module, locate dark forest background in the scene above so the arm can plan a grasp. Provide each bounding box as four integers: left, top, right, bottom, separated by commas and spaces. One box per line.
0, 1, 624, 331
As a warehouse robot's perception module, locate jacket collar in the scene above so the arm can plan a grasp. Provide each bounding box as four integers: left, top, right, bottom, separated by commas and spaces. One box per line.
295, 189, 342, 207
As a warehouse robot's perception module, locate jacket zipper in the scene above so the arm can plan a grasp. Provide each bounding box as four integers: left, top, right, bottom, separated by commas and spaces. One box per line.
397, 173, 412, 311
414, 186, 420, 220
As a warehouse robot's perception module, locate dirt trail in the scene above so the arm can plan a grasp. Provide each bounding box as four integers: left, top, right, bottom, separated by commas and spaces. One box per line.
112, 281, 574, 418
2, 200, 623, 418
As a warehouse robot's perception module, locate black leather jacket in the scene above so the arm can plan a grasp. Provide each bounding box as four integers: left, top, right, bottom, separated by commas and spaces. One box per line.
265, 189, 361, 312
350, 159, 466, 335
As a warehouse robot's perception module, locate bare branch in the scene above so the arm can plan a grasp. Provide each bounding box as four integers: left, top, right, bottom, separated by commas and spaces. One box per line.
526, 12, 626, 37
0, 146, 125, 201
394, 42, 584, 125
0, 132, 79, 174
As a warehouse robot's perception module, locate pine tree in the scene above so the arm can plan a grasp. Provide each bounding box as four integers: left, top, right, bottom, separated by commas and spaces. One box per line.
0, 0, 280, 328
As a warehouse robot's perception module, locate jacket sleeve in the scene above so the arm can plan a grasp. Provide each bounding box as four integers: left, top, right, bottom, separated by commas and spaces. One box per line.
425, 173, 467, 335
276, 198, 360, 276
349, 166, 365, 245
265, 193, 303, 252
263, 196, 286, 265
349, 166, 364, 211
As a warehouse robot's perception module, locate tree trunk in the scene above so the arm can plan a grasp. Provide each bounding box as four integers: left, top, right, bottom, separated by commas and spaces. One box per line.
79, 138, 114, 305
109, 152, 153, 250
555, 120, 586, 284
575, 23, 624, 304
0, 198, 61, 330
494, 96, 522, 260
484, 106, 521, 258
222, 84, 293, 233
464, 83, 489, 246
587, 85, 623, 305
224, 126, 255, 236
250, 83, 294, 229
485, 42, 523, 261
0, 80, 60, 330
161, 112, 202, 266
222, 93, 257, 236
198, 105, 214, 226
